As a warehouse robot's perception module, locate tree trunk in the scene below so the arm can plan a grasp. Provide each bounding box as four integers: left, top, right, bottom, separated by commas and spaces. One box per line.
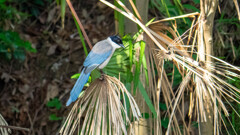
199, 0, 218, 135
124, 0, 149, 34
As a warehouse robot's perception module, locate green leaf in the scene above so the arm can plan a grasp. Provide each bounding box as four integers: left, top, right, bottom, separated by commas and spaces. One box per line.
71, 73, 92, 86
78, 91, 85, 98
217, 56, 225, 60
103, 42, 130, 82
138, 81, 157, 118
183, 4, 199, 12
141, 113, 150, 119
173, 0, 186, 23
71, 73, 80, 79
49, 114, 62, 121
22, 42, 37, 53
73, 16, 88, 56
124, 83, 131, 117
133, 41, 146, 94
193, 0, 200, 4
161, 118, 169, 129
46, 98, 62, 110
91, 69, 101, 81
160, 0, 171, 17
173, 66, 182, 87
0, 30, 36, 61
11, 106, 20, 113
142, 55, 149, 85
159, 103, 167, 110
192, 121, 198, 128
126, 37, 134, 83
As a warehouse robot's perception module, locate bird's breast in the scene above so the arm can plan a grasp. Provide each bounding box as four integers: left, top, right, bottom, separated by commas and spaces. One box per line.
98, 49, 115, 69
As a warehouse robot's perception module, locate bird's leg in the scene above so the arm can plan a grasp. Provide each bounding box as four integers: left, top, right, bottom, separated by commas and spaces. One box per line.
99, 69, 105, 81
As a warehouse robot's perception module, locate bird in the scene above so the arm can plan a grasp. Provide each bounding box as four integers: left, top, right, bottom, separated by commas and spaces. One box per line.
66, 35, 125, 106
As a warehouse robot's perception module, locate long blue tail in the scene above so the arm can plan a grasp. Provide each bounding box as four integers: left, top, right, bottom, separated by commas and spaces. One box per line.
66, 69, 90, 106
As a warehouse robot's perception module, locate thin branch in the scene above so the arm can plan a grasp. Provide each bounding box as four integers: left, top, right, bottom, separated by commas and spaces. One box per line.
151, 12, 199, 24
66, 0, 93, 49
100, 0, 167, 51
129, 0, 143, 22
0, 125, 30, 132
229, 37, 236, 61
233, 0, 240, 20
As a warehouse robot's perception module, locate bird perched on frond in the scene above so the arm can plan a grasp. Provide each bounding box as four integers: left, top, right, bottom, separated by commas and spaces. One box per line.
66, 35, 125, 106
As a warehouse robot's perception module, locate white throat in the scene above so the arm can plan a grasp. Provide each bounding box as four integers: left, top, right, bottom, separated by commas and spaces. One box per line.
107, 37, 121, 49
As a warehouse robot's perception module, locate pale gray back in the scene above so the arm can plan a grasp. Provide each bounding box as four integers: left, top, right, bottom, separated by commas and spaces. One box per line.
91, 39, 113, 54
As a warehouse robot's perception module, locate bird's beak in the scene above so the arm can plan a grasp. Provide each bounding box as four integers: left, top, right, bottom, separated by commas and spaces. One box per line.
120, 44, 125, 48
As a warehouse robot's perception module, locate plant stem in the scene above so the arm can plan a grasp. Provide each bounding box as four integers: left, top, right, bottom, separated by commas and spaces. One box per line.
66, 0, 93, 49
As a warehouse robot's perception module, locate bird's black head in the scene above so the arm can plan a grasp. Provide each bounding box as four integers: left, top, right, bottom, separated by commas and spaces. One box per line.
110, 35, 125, 48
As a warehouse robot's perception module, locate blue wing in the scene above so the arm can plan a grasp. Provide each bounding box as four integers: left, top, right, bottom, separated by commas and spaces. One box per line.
83, 50, 112, 73
66, 50, 112, 106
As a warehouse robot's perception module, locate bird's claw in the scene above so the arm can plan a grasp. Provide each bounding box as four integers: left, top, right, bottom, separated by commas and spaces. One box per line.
99, 74, 104, 81
99, 70, 104, 81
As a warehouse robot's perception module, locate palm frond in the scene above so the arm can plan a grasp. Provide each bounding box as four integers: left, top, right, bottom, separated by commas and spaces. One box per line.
100, 1, 240, 134
60, 75, 141, 135
0, 114, 11, 135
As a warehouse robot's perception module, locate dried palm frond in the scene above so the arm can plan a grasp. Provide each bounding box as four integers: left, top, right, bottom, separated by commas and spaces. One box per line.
146, 37, 191, 135
60, 75, 141, 135
100, 0, 240, 134
0, 114, 11, 135
151, 19, 240, 134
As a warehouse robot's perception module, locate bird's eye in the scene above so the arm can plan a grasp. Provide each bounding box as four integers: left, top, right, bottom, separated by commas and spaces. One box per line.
117, 40, 122, 44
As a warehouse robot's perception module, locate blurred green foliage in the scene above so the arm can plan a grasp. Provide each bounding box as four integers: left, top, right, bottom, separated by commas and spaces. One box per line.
46, 98, 62, 110
165, 61, 182, 88
71, 73, 92, 87
0, 0, 29, 25
49, 114, 62, 121
114, 0, 125, 36
8, 0, 53, 17
149, 0, 199, 35
215, 12, 240, 63
0, 0, 36, 61
0, 29, 36, 61
161, 117, 169, 129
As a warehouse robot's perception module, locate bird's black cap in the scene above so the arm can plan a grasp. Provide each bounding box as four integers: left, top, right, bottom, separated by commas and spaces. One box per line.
110, 35, 125, 48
